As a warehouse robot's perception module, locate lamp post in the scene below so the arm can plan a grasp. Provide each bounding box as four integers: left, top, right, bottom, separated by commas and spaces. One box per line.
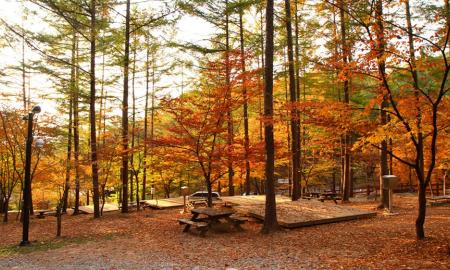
20, 105, 41, 246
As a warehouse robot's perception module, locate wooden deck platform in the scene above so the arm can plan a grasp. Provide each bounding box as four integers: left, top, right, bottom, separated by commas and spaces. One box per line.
428, 195, 450, 207
79, 203, 119, 214
221, 196, 376, 228
140, 198, 185, 209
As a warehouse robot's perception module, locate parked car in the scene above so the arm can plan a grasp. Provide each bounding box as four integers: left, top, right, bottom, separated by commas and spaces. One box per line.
241, 192, 257, 196
189, 191, 221, 200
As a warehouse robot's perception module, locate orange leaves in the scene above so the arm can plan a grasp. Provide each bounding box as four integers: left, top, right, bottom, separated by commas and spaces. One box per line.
296, 100, 358, 135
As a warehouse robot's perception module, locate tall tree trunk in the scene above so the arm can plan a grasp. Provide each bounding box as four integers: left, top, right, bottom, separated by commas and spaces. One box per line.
0, 187, 4, 214
206, 177, 213, 207
285, 0, 301, 201
262, 0, 279, 234
239, 10, 251, 195
2, 199, 9, 223
259, 7, 265, 143
89, 0, 100, 218
283, 49, 292, 197
135, 172, 140, 210
332, 3, 344, 194
405, 0, 428, 239
97, 32, 106, 211
56, 200, 62, 237
142, 35, 150, 201
225, 0, 234, 196
416, 177, 426, 239
121, 0, 131, 213
294, 0, 303, 198
62, 87, 73, 213
150, 53, 156, 197
375, 0, 390, 209
22, 18, 27, 112
73, 34, 80, 215
339, 0, 351, 202
63, 33, 77, 213
130, 37, 137, 203
131, 36, 140, 211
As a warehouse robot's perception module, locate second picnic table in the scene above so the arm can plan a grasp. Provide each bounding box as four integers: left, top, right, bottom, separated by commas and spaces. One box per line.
179, 207, 246, 236
319, 192, 342, 204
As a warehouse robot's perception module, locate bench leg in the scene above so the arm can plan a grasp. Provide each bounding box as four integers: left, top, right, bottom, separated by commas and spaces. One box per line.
199, 228, 207, 236
182, 224, 191, 233
233, 223, 243, 231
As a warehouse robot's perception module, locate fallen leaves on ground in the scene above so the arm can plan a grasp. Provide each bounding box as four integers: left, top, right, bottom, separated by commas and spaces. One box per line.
0, 196, 449, 269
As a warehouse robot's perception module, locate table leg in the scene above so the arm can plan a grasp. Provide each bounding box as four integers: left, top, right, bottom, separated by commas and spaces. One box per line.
191, 213, 200, 221
183, 224, 191, 233
224, 216, 243, 231
183, 213, 201, 233
209, 217, 219, 227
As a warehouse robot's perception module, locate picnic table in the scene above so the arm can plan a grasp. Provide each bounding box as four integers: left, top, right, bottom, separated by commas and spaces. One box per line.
302, 192, 321, 199
188, 197, 208, 208
428, 195, 450, 206
179, 207, 246, 236
36, 210, 58, 219
37, 210, 47, 219
319, 192, 342, 204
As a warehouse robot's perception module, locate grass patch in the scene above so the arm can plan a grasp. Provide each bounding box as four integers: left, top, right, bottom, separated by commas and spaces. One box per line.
0, 233, 118, 257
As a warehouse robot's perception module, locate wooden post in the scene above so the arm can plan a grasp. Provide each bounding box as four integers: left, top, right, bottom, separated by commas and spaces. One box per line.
444, 170, 447, 196
56, 203, 62, 237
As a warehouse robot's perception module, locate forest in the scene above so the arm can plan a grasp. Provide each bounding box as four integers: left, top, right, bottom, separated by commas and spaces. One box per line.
0, 0, 450, 268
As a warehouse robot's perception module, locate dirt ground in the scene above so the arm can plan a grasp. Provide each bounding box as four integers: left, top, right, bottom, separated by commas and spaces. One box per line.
0, 195, 449, 270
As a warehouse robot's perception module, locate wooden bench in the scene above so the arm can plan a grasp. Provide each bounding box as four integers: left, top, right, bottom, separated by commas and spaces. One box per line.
178, 218, 209, 236
228, 215, 247, 231
142, 204, 152, 210
302, 192, 321, 200
319, 193, 342, 204
46, 211, 58, 217
37, 210, 47, 219
188, 199, 208, 208
36, 210, 60, 218
428, 196, 450, 206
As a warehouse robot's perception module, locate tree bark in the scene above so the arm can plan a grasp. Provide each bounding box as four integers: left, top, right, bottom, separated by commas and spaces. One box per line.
284, 0, 301, 201
239, 11, 251, 196
63, 35, 76, 213
73, 33, 80, 215
405, 0, 427, 239
89, 0, 100, 218
416, 182, 426, 239
259, 7, 265, 143
130, 37, 137, 203
206, 178, 213, 207
283, 50, 292, 197
121, 0, 131, 213
0, 188, 4, 214
294, 0, 303, 198
22, 23, 27, 112
2, 199, 9, 223
62, 95, 72, 213
56, 202, 62, 237
374, 0, 389, 209
225, 0, 234, 196
339, 0, 351, 202
142, 35, 150, 201
261, 0, 279, 234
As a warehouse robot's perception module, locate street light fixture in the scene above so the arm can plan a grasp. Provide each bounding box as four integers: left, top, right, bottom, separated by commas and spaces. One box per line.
32, 105, 41, 114
20, 105, 42, 246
